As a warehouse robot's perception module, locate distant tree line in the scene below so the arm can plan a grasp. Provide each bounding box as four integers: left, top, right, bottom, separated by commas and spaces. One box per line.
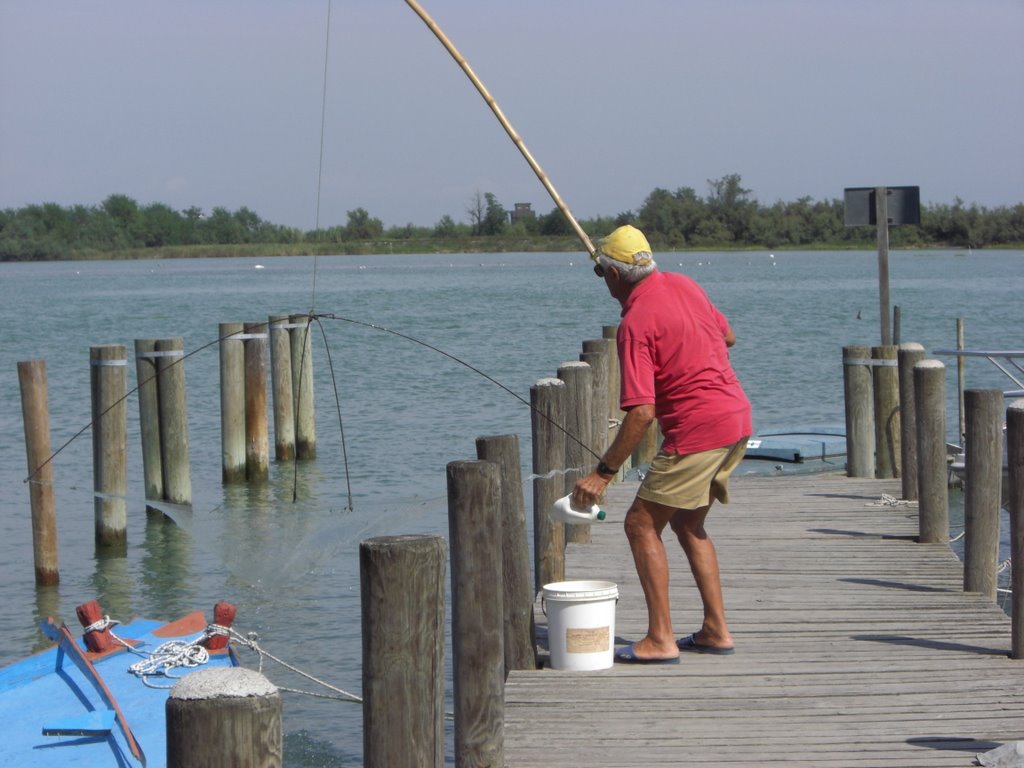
2, 175, 1021, 261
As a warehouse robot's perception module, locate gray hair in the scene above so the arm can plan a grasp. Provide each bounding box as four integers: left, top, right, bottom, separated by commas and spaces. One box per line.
596, 252, 657, 284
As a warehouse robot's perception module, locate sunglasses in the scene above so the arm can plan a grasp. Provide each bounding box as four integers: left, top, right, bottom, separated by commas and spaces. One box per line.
593, 263, 606, 278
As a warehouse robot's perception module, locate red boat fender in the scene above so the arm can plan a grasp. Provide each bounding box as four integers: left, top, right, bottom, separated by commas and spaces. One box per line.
76, 600, 119, 653
201, 601, 237, 650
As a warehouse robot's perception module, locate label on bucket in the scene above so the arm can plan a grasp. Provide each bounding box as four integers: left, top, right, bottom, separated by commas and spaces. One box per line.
566, 626, 609, 654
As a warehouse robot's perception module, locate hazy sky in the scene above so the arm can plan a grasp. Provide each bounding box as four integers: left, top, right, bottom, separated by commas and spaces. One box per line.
2, 0, 1021, 231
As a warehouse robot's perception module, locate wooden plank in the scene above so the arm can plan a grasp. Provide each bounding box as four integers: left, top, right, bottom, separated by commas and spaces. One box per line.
505, 473, 1018, 767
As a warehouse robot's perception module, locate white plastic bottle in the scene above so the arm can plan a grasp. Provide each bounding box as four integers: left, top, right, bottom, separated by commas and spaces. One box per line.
550, 494, 606, 525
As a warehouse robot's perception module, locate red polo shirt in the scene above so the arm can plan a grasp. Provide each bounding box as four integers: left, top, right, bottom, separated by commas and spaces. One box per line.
618, 270, 752, 454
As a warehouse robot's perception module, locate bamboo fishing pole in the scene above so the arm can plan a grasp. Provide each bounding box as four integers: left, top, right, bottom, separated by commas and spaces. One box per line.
403, 0, 596, 257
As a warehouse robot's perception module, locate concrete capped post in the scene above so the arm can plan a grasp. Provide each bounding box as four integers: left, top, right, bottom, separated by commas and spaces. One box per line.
166, 667, 282, 768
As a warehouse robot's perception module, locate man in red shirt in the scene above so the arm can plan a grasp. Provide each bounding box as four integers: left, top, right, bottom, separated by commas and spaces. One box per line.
572, 225, 751, 664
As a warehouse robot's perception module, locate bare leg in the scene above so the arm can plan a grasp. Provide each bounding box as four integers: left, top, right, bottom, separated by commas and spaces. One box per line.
622, 496, 679, 659
670, 504, 733, 649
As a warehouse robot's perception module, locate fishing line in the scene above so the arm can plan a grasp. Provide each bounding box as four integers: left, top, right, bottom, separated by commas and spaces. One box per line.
315, 312, 602, 462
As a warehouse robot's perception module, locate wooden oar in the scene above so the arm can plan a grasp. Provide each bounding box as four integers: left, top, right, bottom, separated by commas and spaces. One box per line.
404, 0, 596, 258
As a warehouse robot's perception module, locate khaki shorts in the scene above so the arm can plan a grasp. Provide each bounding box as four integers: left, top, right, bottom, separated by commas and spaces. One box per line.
637, 438, 749, 510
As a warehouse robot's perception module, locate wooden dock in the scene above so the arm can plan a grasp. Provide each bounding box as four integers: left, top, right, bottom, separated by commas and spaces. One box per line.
504, 472, 1022, 767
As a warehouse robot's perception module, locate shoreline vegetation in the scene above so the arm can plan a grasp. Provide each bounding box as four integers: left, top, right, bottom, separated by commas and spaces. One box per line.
3, 175, 1022, 262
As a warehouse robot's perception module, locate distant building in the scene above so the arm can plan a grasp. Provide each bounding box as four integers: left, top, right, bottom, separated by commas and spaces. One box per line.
509, 202, 535, 224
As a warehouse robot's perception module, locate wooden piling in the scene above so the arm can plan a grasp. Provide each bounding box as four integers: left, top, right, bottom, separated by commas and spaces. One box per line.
898, 343, 925, 500
18, 360, 59, 586
360, 535, 446, 767
166, 667, 282, 768
156, 338, 191, 506
872, 345, 900, 479
843, 344, 875, 478
269, 315, 296, 461
914, 360, 948, 544
558, 361, 594, 545
956, 318, 966, 445
1007, 399, 1023, 659
289, 313, 317, 459
90, 345, 128, 549
219, 322, 246, 483
134, 339, 163, 505
243, 322, 269, 482
476, 434, 537, 673
581, 339, 610, 456
530, 378, 566, 592
963, 389, 1003, 600
603, 325, 627, 477
447, 460, 504, 768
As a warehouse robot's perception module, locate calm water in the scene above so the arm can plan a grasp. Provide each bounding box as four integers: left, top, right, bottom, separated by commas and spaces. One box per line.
1, 249, 1021, 764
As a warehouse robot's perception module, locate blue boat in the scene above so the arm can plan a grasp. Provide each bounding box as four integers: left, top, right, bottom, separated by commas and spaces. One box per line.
0, 603, 239, 767
744, 424, 847, 464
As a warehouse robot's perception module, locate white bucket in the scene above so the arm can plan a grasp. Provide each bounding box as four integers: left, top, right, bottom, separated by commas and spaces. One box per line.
542, 580, 618, 671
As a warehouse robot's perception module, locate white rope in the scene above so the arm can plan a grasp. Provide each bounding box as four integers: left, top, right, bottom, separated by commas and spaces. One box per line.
82, 615, 120, 634
218, 627, 363, 704
126, 638, 211, 687
864, 494, 918, 507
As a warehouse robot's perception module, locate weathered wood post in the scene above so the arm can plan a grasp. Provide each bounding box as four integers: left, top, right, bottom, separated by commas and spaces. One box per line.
898, 343, 925, 500
166, 667, 282, 768
558, 361, 594, 545
156, 337, 191, 506
476, 434, 536, 673
269, 315, 296, 461
219, 322, 246, 483
135, 339, 163, 507
360, 535, 446, 767
289, 313, 317, 459
243, 322, 270, 482
531, 378, 566, 591
872, 345, 900, 479
843, 344, 875, 478
963, 389, 1004, 600
447, 460, 504, 768
956, 318, 967, 445
914, 360, 948, 544
603, 324, 628, 478
1007, 399, 1024, 659
18, 360, 59, 585
91, 344, 128, 550
581, 338, 610, 456
875, 186, 892, 346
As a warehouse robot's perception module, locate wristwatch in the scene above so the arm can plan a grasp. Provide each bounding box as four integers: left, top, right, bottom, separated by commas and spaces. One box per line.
596, 460, 618, 478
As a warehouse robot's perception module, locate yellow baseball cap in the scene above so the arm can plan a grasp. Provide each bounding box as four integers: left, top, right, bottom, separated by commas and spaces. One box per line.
595, 225, 653, 265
